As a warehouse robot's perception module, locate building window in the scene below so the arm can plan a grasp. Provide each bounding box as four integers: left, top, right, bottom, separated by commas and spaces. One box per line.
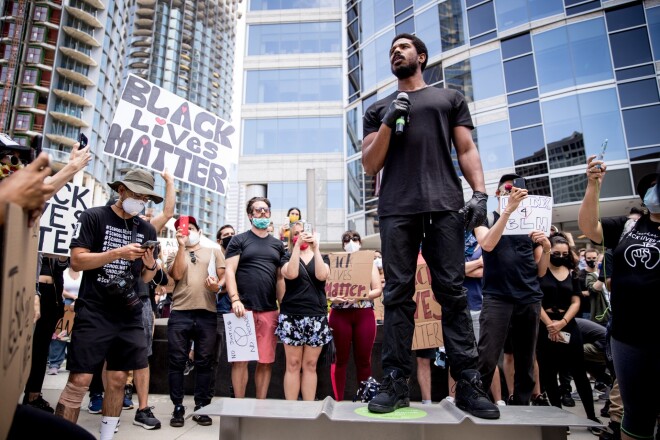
15, 113, 33, 130
360, 30, 395, 93
551, 168, 631, 204
26, 46, 42, 63
30, 26, 45, 42
534, 18, 612, 95
0, 66, 14, 82
19, 91, 36, 107
439, 0, 467, 52
446, 49, 504, 102
248, 0, 340, 11
33, 6, 49, 21
242, 117, 343, 155
415, 6, 442, 59
361, 0, 394, 43
22, 69, 38, 84
622, 105, 660, 148
347, 158, 364, 214
512, 125, 546, 166
267, 182, 307, 210
2, 45, 13, 59
509, 101, 541, 129
618, 79, 660, 108
648, 7, 660, 61
466, 1, 497, 44
346, 106, 363, 157
494, 0, 562, 32
609, 27, 652, 69
327, 181, 343, 209
474, 120, 514, 172
248, 22, 341, 55
244, 68, 342, 103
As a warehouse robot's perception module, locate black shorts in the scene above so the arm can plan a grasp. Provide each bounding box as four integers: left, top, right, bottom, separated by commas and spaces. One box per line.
68, 301, 148, 372
415, 348, 437, 359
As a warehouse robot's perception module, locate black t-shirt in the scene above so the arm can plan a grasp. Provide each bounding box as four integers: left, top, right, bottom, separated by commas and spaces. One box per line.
279, 253, 329, 316
482, 212, 543, 304
226, 230, 285, 312
539, 270, 580, 311
598, 214, 660, 346
577, 269, 592, 314
363, 87, 473, 217
70, 206, 156, 311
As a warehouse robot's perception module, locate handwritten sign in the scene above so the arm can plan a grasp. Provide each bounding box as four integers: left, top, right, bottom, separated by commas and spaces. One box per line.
0, 204, 39, 439
499, 195, 553, 236
224, 312, 259, 362
412, 257, 444, 350
38, 183, 91, 256
105, 74, 235, 195
325, 250, 374, 299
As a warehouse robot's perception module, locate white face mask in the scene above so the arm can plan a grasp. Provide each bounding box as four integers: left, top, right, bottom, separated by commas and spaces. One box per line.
374, 258, 383, 269
122, 197, 145, 216
187, 231, 201, 247
344, 240, 361, 253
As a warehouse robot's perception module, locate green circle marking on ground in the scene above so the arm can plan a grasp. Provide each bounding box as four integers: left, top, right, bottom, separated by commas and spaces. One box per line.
354, 406, 428, 420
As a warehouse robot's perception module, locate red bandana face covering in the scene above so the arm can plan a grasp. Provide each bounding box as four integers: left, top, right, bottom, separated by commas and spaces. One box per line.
293, 236, 309, 251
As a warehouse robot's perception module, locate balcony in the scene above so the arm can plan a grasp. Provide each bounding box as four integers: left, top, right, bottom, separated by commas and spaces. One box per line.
55, 67, 94, 86
80, 0, 105, 9
42, 146, 71, 165
49, 110, 88, 127
53, 88, 91, 106
59, 46, 97, 66
62, 26, 100, 47
136, 0, 156, 6
64, 6, 102, 28
45, 133, 77, 148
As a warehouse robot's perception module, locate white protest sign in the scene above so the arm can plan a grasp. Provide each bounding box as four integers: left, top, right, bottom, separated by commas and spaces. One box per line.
38, 183, 92, 255
223, 311, 259, 362
157, 237, 178, 262
499, 195, 553, 236
105, 74, 235, 195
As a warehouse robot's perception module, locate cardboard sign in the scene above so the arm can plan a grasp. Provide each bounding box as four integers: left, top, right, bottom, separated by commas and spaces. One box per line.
54, 304, 75, 340
412, 258, 444, 350
224, 312, 259, 362
0, 204, 39, 439
499, 195, 553, 236
324, 250, 374, 299
373, 295, 384, 322
105, 74, 235, 195
38, 183, 92, 256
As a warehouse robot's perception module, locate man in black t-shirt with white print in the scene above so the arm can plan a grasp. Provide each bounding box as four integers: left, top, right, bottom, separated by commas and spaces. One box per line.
54, 169, 162, 439
362, 33, 498, 419
224, 197, 285, 399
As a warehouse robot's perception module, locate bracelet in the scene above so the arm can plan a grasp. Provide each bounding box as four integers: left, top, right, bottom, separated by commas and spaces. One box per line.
231, 298, 241, 304
562, 318, 568, 324
544, 250, 551, 254
147, 261, 158, 271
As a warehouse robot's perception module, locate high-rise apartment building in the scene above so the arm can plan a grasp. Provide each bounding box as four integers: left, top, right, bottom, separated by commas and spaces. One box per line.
233, 0, 345, 244
126, 0, 241, 235
346, 0, 660, 240
0, 0, 135, 205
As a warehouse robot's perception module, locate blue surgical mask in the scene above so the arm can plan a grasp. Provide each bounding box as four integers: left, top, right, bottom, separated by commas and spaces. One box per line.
644, 185, 660, 214
252, 217, 270, 229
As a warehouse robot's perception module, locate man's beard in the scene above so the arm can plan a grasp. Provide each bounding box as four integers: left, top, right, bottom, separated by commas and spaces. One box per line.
391, 58, 419, 79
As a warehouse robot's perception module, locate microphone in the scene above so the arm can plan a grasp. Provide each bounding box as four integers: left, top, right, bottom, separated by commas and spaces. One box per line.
395, 92, 409, 136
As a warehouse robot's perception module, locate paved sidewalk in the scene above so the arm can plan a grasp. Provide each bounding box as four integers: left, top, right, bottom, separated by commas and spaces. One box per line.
37, 370, 604, 439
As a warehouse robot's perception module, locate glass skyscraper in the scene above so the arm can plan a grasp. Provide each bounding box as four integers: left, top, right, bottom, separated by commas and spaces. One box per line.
126, 0, 240, 235
234, 0, 346, 244
346, 0, 660, 240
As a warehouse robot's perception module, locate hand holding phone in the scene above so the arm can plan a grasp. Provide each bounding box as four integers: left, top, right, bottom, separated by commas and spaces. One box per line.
141, 240, 159, 249
512, 177, 526, 190
595, 139, 607, 169
78, 133, 88, 148
178, 216, 189, 236
304, 222, 312, 233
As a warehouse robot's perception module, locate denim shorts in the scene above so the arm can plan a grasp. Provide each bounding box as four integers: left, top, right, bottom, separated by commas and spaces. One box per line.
275, 313, 333, 348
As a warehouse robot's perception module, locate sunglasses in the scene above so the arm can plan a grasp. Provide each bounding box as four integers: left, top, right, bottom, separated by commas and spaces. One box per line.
189, 251, 197, 264
252, 207, 271, 215
342, 236, 360, 243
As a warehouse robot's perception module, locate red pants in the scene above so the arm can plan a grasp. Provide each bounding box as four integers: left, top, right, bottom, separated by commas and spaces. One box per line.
328, 308, 376, 400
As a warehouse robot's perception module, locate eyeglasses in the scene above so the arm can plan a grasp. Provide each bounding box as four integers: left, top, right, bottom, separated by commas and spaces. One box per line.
189, 251, 197, 264
252, 207, 271, 215
127, 189, 150, 202
342, 236, 360, 243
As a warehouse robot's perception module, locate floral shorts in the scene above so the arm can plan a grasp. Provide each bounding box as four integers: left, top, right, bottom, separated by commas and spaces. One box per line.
275, 314, 333, 347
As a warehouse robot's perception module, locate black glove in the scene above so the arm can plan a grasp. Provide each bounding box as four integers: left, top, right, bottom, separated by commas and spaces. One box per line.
460, 191, 488, 232
381, 95, 411, 128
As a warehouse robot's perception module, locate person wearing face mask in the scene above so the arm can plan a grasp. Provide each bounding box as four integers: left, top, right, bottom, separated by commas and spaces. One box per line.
53, 169, 161, 439
579, 158, 660, 440
536, 234, 602, 433
166, 216, 225, 428
224, 197, 286, 400
328, 231, 382, 400
577, 248, 600, 320
279, 207, 302, 245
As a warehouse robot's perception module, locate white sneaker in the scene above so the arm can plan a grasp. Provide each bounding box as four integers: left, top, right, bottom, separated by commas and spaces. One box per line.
496, 400, 506, 406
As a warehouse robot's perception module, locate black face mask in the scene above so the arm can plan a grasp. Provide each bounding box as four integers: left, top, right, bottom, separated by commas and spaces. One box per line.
550, 255, 571, 268
221, 236, 233, 249
586, 260, 597, 269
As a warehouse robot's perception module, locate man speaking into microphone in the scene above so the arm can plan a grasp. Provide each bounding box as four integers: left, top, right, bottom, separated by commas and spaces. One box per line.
362, 34, 498, 419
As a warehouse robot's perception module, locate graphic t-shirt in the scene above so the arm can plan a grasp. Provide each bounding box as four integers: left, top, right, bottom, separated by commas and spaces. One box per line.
279, 253, 329, 316
598, 214, 660, 346
226, 230, 285, 312
70, 206, 156, 311
363, 87, 473, 217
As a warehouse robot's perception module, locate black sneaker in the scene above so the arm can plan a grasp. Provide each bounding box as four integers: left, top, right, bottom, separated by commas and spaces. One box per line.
123, 384, 134, 410
531, 393, 551, 406
170, 405, 185, 427
589, 417, 604, 435
183, 359, 194, 376
24, 395, 54, 414
598, 421, 621, 440
600, 399, 611, 418
455, 369, 500, 420
134, 406, 161, 430
192, 405, 213, 426
561, 392, 576, 407
367, 370, 410, 414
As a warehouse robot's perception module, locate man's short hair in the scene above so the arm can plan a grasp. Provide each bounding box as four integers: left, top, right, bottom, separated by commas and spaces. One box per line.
246, 196, 271, 215
391, 33, 428, 72
216, 224, 235, 240
585, 248, 600, 257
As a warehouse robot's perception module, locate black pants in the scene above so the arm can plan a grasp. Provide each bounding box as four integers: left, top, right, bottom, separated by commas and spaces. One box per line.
207, 313, 227, 400
168, 309, 216, 406
380, 212, 477, 380
477, 296, 541, 404
25, 283, 62, 394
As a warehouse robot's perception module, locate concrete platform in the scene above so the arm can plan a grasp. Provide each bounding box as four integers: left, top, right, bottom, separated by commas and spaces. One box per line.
196, 397, 601, 440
